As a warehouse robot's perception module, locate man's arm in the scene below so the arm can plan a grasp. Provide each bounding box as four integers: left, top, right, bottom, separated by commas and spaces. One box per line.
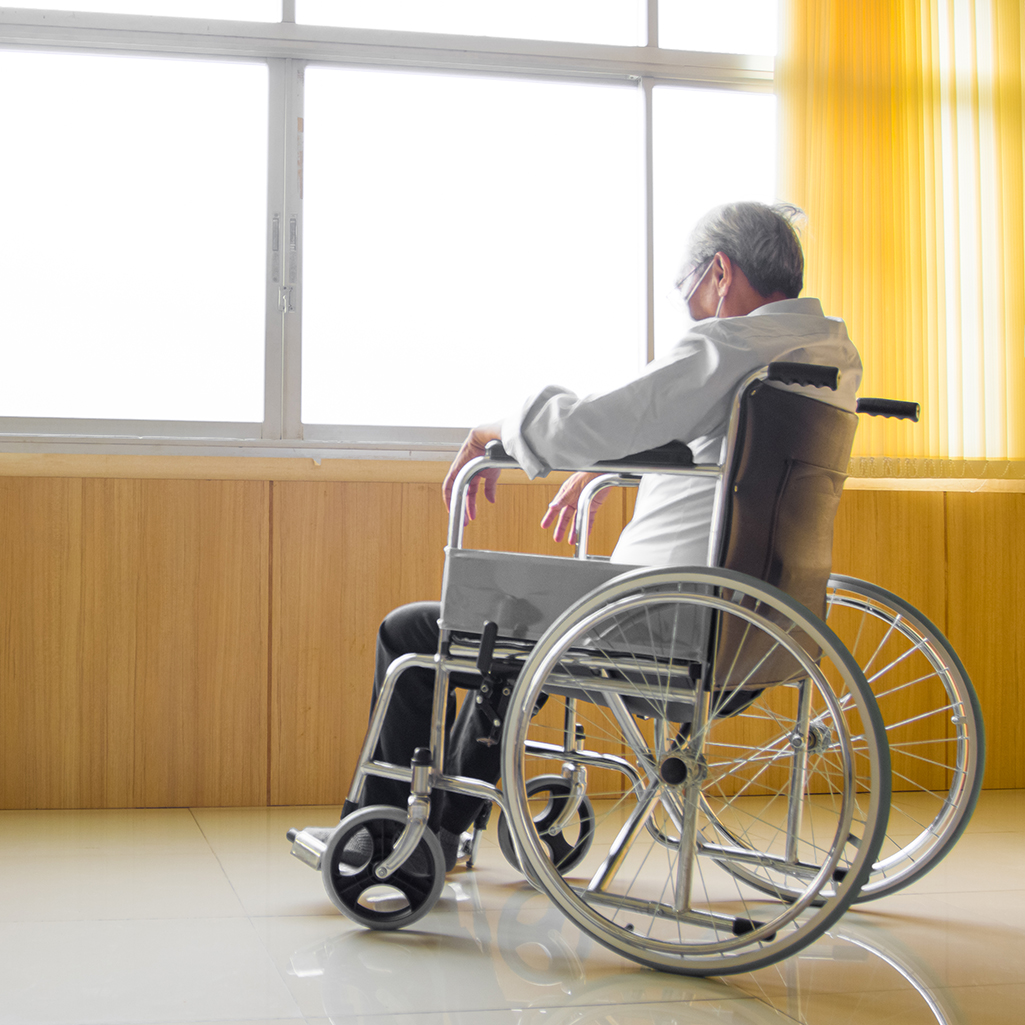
442, 426, 610, 544
502, 337, 721, 478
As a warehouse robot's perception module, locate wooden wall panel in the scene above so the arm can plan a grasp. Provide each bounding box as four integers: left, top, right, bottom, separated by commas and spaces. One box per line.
1, 467, 1020, 809
830, 490, 953, 792
126, 479, 271, 807
0, 478, 270, 809
945, 493, 1025, 788
2, 478, 89, 808
270, 481, 450, 805
832, 489, 948, 627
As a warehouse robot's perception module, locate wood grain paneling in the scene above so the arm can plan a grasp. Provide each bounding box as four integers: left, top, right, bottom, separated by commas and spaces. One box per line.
1, 477, 89, 808
832, 489, 947, 627
945, 492, 1025, 788
829, 489, 953, 791
0, 478, 269, 809
126, 479, 270, 807
269, 481, 448, 806
0, 465, 1018, 809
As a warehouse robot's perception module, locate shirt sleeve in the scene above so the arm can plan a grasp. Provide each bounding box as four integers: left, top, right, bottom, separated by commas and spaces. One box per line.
500, 333, 737, 478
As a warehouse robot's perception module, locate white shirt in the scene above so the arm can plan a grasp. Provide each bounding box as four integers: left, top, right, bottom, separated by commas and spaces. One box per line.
501, 297, 862, 567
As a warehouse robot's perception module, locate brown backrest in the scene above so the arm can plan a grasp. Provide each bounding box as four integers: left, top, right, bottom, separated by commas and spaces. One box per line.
714, 381, 858, 689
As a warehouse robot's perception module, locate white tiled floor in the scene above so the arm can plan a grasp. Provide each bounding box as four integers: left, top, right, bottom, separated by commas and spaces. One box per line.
1, 792, 1022, 1025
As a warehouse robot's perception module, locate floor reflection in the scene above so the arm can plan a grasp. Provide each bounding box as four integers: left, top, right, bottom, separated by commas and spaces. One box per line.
289, 867, 969, 1025
1, 798, 1019, 1024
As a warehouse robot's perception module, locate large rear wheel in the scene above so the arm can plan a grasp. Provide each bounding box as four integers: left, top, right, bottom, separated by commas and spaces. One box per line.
501, 567, 890, 976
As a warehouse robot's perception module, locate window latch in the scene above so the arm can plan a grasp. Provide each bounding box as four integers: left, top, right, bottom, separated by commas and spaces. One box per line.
278, 286, 294, 313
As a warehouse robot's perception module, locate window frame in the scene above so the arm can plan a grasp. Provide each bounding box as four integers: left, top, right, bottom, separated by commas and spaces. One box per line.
0, 5, 774, 459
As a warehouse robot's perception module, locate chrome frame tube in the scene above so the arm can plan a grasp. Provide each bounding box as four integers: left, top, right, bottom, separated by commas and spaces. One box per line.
345, 652, 437, 805
672, 683, 713, 913
785, 678, 815, 862
574, 473, 637, 559
586, 779, 664, 895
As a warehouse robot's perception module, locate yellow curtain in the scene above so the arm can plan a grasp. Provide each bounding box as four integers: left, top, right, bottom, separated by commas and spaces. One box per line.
778, 0, 1025, 478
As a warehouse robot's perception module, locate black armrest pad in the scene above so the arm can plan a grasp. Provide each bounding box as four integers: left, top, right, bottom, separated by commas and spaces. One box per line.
856, 398, 921, 421
484, 438, 693, 471
595, 440, 695, 469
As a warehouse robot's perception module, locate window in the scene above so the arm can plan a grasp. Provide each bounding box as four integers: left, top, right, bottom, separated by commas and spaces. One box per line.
0, 49, 268, 424
301, 67, 644, 429
0, 4, 777, 456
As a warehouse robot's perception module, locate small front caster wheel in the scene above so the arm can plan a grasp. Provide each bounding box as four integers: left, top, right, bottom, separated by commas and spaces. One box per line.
321, 806, 446, 930
498, 775, 595, 874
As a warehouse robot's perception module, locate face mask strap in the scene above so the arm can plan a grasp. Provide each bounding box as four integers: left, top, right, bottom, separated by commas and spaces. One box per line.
682, 256, 728, 319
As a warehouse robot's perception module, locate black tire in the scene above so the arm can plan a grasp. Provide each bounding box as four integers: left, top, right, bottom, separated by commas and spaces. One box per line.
321, 806, 446, 930
497, 776, 595, 874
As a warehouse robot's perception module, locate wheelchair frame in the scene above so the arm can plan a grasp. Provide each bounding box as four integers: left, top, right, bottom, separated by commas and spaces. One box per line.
288, 363, 983, 975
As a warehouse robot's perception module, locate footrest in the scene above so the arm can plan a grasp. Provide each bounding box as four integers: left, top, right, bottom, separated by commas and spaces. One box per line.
288, 826, 330, 871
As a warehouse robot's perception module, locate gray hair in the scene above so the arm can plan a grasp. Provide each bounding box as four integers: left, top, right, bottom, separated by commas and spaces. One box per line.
680, 202, 805, 299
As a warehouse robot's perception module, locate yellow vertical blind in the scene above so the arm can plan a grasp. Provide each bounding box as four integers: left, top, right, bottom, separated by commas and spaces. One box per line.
778, 0, 1024, 478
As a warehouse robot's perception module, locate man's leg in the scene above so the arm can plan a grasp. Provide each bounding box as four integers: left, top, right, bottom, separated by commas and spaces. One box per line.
359, 601, 453, 810
356, 601, 504, 859
433, 672, 511, 835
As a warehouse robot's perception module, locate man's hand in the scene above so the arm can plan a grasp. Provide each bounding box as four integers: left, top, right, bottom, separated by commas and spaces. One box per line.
443, 423, 503, 524
540, 471, 609, 545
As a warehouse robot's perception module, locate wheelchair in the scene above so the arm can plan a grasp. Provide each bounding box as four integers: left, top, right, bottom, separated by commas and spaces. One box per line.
287, 362, 983, 975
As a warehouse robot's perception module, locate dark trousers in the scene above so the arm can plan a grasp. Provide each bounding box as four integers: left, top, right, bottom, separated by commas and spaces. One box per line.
360, 602, 503, 834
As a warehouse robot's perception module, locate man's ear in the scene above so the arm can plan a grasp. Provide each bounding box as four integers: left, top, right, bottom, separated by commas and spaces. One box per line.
713, 252, 733, 295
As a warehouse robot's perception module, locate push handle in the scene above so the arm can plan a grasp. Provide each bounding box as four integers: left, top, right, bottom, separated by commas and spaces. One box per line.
856, 398, 921, 421
767, 362, 839, 390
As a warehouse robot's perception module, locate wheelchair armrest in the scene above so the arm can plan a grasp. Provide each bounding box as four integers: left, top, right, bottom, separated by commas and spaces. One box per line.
593, 440, 694, 470
484, 438, 694, 471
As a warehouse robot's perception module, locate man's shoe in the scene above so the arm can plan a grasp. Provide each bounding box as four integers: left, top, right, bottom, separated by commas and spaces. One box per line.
437, 828, 475, 872
299, 825, 334, 844
338, 826, 374, 869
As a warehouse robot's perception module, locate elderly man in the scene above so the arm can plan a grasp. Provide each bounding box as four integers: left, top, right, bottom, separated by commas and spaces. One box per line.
360, 201, 862, 869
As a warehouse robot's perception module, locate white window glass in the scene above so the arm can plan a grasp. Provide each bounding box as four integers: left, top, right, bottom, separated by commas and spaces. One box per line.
302, 68, 644, 428
297, 0, 644, 46
652, 86, 777, 358
659, 0, 778, 56
0, 51, 268, 422
8, 1, 281, 19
